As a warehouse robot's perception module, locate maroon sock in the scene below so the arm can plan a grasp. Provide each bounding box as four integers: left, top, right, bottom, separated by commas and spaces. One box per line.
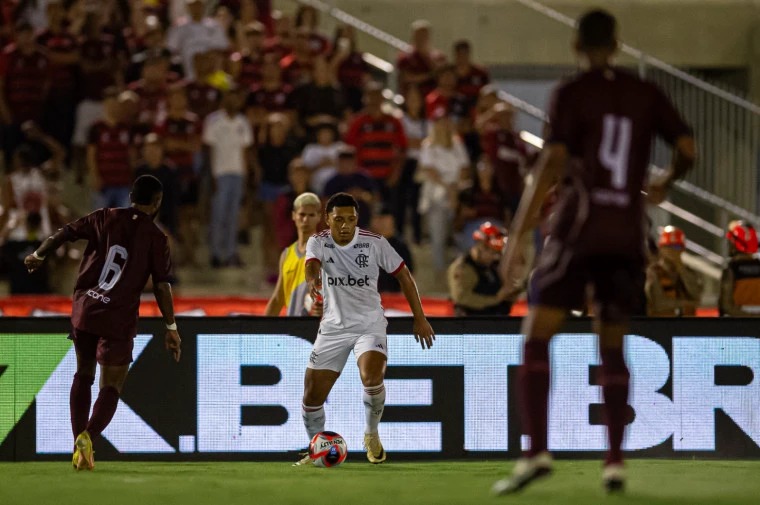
86, 386, 120, 440
600, 348, 630, 466
519, 339, 550, 457
70, 373, 94, 439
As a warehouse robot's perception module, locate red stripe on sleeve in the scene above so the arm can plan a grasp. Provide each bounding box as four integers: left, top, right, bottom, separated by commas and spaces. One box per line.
390, 261, 406, 276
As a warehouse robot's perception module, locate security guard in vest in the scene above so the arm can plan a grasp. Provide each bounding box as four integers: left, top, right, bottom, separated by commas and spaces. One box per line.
645, 226, 703, 316
448, 222, 513, 316
720, 220, 760, 316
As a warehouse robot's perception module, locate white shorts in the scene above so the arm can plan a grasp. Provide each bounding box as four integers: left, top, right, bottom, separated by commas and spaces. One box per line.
307, 333, 388, 373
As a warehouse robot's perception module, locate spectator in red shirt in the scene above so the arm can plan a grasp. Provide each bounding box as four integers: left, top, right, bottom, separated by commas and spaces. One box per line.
292, 56, 347, 137
344, 82, 407, 203
134, 133, 179, 237
425, 64, 468, 123
281, 27, 314, 87
0, 21, 50, 158
454, 157, 508, 251
329, 24, 369, 113
87, 87, 135, 210
230, 21, 266, 90
245, 50, 294, 133
0, 1, 16, 48
473, 84, 502, 134
396, 19, 446, 97
154, 83, 202, 265
126, 16, 183, 83
128, 51, 171, 128
273, 158, 313, 251
266, 10, 293, 58
37, 1, 80, 149
72, 10, 128, 150
185, 51, 222, 120
453, 39, 490, 162
480, 102, 529, 221
453, 40, 490, 113
294, 5, 329, 56
256, 112, 303, 280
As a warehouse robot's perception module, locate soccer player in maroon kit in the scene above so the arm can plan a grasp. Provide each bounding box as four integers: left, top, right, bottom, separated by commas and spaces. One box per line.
493, 10, 695, 495
24, 175, 181, 471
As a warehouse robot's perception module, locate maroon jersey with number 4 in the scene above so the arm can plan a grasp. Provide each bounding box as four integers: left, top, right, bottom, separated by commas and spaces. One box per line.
65, 208, 172, 340
546, 67, 691, 258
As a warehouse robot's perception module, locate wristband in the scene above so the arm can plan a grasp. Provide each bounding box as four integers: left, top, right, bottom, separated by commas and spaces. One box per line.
166, 322, 177, 331
32, 251, 45, 260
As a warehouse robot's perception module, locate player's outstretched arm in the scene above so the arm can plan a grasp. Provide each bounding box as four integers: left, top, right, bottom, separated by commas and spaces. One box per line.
24, 228, 69, 273
154, 281, 181, 362
395, 266, 435, 350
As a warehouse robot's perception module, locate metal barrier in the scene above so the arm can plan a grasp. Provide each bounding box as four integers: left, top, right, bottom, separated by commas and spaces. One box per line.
513, 0, 760, 214
292, 0, 753, 268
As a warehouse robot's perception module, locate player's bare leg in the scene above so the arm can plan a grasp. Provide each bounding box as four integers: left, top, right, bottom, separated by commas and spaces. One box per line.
296, 368, 340, 466
70, 351, 96, 469
75, 364, 129, 471
358, 351, 387, 464
493, 306, 566, 495
595, 318, 630, 493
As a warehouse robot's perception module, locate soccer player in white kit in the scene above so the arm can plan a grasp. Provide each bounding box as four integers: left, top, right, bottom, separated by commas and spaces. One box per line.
295, 192, 436, 465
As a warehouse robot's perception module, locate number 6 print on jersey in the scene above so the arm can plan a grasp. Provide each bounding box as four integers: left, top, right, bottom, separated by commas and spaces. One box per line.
98, 245, 128, 291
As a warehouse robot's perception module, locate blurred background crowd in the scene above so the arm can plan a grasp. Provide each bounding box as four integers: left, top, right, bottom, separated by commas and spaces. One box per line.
0, 0, 756, 318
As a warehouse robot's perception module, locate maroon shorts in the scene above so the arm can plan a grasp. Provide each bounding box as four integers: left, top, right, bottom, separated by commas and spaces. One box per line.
530, 248, 644, 323
69, 328, 134, 366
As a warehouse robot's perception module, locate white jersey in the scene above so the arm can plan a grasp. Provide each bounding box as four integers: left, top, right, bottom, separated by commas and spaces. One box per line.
305, 228, 405, 336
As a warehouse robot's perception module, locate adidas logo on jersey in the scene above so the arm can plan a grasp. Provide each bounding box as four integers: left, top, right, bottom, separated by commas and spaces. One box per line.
326, 274, 370, 287
326, 258, 335, 263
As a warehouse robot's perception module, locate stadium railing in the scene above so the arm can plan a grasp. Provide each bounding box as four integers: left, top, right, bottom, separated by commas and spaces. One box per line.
293, 0, 751, 273
513, 0, 760, 216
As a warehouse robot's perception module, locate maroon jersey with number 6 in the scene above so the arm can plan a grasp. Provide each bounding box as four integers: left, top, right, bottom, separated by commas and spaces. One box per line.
546, 67, 691, 257
65, 208, 173, 340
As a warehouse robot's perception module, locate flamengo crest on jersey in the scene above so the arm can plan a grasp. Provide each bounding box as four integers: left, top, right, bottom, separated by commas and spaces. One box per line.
305, 228, 404, 336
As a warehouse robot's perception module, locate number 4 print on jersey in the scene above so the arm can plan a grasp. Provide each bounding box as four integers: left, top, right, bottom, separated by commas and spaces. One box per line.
599, 114, 633, 190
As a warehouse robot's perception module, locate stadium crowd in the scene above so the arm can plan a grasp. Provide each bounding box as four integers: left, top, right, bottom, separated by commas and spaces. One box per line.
0, 0, 758, 317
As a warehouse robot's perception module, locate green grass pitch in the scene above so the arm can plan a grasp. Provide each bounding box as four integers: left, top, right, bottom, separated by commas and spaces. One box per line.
0, 460, 758, 505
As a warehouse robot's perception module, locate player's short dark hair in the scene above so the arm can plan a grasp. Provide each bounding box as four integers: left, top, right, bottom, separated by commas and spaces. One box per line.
325, 193, 359, 214
577, 9, 617, 50
131, 175, 163, 205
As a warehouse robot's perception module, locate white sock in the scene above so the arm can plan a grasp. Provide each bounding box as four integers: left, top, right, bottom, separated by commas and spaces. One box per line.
363, 383, 386, 434
302, 403, 325, 441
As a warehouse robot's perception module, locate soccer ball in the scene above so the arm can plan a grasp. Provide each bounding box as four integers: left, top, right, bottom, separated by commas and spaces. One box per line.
309, 431, 348, 467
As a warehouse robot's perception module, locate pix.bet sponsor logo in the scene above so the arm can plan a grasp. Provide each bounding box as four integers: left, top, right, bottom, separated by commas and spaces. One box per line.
326, 274, 370, 287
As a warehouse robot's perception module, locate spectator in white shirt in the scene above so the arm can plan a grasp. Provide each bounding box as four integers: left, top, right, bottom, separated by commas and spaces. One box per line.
301, 123, 343, 196
167, 0, 229, 79
418, 109, 470, 273
203, 87, 253, 268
